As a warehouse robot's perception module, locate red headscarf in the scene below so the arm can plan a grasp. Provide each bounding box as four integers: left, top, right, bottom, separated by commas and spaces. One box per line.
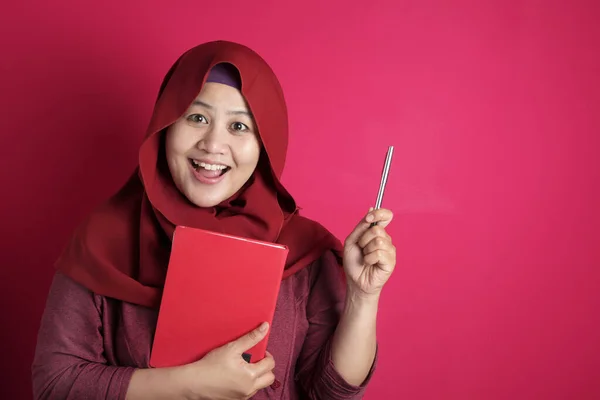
55, 41, 344, 309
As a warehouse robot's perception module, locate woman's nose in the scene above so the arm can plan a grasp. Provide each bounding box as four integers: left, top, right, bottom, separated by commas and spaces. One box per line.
198, 124, 228, 154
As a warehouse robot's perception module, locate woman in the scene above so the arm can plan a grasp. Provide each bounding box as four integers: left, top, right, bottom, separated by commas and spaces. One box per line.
32, 40, 396, 400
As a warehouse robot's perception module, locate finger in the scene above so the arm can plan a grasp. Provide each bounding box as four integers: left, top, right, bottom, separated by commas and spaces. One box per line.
249, 353, 275, 376
244, 391, 258, 400
357, 225, 391, 249
367, 208, 394, 227
345, 210, 378, 247
362, 235, 394, 255
231, 322, 269, 353
345, 209, 394, 247
253, 371, 276, 391
363, 248, 396, 268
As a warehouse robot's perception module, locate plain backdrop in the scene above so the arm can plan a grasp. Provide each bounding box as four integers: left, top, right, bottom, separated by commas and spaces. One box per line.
1, 0, 599, 399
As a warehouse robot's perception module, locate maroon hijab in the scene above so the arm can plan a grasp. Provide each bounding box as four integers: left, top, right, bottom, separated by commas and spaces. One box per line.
55, 41, 344, 308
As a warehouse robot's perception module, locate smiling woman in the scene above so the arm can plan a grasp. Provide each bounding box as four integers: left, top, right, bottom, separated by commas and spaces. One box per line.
165, 63, 261, 208
31, 41, 397, 400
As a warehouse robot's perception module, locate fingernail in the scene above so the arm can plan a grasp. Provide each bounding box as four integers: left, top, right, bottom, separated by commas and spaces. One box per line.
259, 322, 268, 332
366, 213, 374, 222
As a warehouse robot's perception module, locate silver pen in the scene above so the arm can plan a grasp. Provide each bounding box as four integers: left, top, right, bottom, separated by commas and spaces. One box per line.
371, 146, 394, 227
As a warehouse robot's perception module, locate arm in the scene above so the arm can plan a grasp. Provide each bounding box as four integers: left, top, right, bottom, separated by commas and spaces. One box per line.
328, 207, 397, 390
295, 252, 377, 400
330, 291, 378, 386
31, 272, 189, 400
126, 368, 191, 400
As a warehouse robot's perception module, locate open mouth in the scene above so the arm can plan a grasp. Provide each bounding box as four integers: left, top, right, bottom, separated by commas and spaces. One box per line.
189, 159, 231, 177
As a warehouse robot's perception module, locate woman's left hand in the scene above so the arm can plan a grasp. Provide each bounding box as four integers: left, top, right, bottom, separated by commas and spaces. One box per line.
343, 208, 396, 299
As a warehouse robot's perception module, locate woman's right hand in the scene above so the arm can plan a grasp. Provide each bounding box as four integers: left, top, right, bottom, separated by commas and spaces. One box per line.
184, 322, 276, 400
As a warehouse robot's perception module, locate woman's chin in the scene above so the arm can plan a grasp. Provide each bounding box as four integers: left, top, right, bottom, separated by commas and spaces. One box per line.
184, 187, 230, 208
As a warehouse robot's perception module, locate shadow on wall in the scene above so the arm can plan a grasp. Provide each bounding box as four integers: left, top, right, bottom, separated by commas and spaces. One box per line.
0, 24, 147, 399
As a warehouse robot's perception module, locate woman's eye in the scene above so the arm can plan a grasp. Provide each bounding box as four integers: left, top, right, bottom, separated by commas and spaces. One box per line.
187, 114, 207, 124
231, 122, 249, 132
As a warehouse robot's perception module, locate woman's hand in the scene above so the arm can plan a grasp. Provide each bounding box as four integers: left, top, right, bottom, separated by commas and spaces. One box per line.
342, 208, 396, 299
126, 323, 275, 400
183, 322, 275, 400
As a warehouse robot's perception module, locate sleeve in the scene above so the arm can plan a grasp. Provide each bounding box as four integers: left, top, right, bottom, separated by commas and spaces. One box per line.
295, 251, 378, 400
31, 272, 135, 400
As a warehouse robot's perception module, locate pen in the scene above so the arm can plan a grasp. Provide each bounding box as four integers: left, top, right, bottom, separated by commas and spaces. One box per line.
370, 145, 394, 227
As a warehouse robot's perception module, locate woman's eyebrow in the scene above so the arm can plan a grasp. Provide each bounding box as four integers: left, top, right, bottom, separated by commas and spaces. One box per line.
192, 100, 213, 109
192, 100, 250, 116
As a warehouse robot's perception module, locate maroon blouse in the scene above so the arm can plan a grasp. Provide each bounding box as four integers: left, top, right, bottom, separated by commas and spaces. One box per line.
32, 251, 376, 399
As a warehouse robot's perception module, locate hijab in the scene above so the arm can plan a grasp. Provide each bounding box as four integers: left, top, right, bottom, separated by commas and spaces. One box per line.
55, 40, 344, 308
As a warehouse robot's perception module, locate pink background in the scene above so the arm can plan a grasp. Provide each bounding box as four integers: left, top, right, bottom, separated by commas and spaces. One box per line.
2, 0, 599, 398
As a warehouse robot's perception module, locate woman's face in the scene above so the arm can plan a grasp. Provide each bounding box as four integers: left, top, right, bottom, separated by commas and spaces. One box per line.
165, 82, 261, 208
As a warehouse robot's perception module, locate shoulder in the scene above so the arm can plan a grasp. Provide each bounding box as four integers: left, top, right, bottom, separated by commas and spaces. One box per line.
54, 173, 145, 291
45, 271, 104, 313
282, 213, 344, 257
306, 249, 345, 292
50, 271, 90, 295
284, 213, 336, 237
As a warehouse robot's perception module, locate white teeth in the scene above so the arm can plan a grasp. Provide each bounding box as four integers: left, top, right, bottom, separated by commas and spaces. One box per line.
191, 159, 227, 171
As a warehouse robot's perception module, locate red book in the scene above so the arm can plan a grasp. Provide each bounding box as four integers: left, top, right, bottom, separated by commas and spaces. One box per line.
150, 225, 289, 367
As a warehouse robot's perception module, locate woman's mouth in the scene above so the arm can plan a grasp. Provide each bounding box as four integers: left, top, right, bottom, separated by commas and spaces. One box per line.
189, 159, 230, 184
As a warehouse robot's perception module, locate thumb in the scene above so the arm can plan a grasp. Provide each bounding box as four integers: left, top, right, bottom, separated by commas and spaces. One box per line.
231, 322, 269, 353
